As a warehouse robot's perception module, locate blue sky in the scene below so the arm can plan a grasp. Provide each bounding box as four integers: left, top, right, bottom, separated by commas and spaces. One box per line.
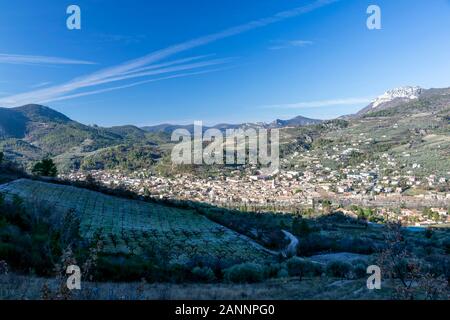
0, 0, 449, 126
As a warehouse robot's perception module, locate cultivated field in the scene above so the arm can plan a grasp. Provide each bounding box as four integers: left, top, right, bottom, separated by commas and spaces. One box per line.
0, 179, 271, 264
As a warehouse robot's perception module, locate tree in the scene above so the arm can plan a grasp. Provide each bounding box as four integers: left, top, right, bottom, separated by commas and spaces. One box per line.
292, 217, 301, 235
85, 174, 97, 187
378, 223, 448, 300
292, 217, 311, 236
321, 199, 332, 214
32, 158, 58, 177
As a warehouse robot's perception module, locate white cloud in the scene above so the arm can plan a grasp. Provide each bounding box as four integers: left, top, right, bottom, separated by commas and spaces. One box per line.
30, 81, 52, 89
77, 58, 235, 88
261, 97, 374, 109
0, 57, 232, 105
0, 53, 96, 65
269, 40, 314, 50
119, 54, 215, 76
0, 0, 337, 106
289, 40, 314, 46
41, 68, 229, 103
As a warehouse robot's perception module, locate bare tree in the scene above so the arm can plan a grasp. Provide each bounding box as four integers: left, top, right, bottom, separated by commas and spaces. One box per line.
378, 223, 448, 300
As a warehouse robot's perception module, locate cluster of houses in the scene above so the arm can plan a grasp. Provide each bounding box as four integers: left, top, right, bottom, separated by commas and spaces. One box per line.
61, 169, 320, 207
284, 145, 450, 198
396, 207, 449, 226
58, 136, 450, 226
60, 157, 450, 226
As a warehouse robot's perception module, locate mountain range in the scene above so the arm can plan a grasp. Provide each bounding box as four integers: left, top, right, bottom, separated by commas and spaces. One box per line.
0, 85, 449, 172
141, 115, 322, 134
0, 104, 323, 171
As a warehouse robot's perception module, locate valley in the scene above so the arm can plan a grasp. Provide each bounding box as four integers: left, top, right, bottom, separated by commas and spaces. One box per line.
0, 85, 449, 300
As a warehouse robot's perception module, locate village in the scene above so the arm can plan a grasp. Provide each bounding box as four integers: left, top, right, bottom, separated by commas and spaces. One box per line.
60, 158, 450, 228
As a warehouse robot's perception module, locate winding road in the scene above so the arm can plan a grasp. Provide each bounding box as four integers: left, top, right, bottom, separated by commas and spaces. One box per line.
281, 230, 299, 257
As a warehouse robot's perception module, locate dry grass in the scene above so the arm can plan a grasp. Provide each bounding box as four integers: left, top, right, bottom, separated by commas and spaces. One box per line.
1, 274, 393, 300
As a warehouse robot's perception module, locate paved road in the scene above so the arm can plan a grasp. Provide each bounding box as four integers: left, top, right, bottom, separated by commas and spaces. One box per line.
281, 230, 299, 257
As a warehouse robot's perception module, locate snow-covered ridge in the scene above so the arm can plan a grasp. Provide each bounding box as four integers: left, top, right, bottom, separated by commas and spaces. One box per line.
371, 86, 423, 109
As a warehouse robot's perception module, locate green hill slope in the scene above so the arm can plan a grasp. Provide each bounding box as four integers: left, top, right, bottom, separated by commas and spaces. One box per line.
0, 104, 170, 171
0, 179, 271, 264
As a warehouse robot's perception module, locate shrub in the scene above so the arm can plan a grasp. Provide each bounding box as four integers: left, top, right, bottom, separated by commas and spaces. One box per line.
326, 261, 352, 278
277, 268, 289, 278
94, 254, 175, 283
286, 257, 322, 279
168, 263, 191, 283
187, 255, 232, 272
0, 260, 8, 274
352, 262, 367, 279
264, 263, 283, 278
0, 197, 90, 277
191, 266, 216, 283
424, 254, 450, 280
223, 262, 265, 283
338, 236, 376, 254
442, 238, 450, 255
297, 233, 338, 256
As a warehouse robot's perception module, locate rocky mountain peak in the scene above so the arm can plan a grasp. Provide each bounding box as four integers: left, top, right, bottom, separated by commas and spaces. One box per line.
371, 86, 423, 109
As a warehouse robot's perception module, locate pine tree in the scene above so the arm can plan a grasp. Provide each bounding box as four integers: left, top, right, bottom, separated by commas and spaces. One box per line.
32, 158, 58, 177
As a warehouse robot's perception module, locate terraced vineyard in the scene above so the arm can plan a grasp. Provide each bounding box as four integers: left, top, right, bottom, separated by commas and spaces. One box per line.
0, 179, 271, 264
